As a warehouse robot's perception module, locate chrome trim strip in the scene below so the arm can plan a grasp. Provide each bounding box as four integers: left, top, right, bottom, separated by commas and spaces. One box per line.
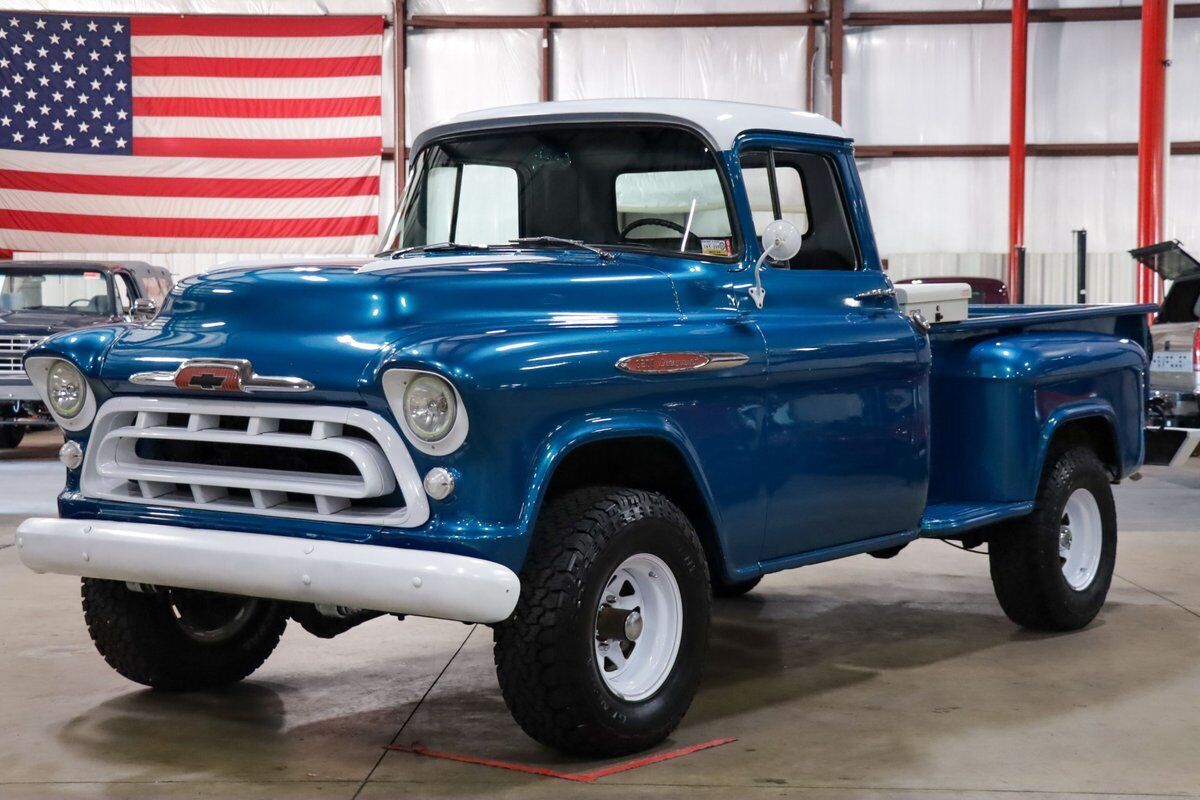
615, 352, 750, 375
130, 358, 314, 393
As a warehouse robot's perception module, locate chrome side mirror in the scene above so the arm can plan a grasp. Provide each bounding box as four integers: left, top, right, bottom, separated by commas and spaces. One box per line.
749, 219, 802, 309
131, 297, 158, 321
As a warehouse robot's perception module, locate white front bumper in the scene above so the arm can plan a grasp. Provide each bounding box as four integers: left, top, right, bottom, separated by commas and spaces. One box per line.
15, 518, 520, 624
0, 383, 40, 401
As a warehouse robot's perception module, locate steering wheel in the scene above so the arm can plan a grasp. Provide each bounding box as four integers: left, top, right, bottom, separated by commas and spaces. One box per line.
68, 298, 93, 309
620, 218, 704, 252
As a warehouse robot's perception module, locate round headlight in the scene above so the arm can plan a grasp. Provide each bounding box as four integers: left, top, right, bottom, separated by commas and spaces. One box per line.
47, 361, 88, 419
403, 374, 457, 442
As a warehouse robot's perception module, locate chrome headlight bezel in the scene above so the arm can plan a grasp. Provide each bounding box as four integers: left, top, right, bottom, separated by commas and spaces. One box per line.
382, 368, 469, 455
25, 356, 98, 432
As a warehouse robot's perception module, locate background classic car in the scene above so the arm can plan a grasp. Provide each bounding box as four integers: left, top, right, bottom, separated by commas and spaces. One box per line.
0, 260, 171, 447
17, 101, 1157, 756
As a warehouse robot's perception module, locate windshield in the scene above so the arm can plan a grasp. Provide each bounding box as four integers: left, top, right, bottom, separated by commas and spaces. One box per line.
0, 270, 113, 315
384, 125, 739, 259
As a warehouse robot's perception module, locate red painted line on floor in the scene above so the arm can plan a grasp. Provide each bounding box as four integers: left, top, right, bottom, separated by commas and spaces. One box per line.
386, 737, 737, 784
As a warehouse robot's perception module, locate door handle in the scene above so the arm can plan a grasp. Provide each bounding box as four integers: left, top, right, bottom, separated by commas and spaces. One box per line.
854, 287, 896, 302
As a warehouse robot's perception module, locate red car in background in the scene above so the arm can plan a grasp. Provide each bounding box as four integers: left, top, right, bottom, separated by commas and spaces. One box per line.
896, 276, 1010, 304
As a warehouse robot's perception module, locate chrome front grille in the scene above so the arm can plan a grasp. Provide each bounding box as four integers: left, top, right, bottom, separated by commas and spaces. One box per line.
81, 397, 429, 527
0, 334, 42, 375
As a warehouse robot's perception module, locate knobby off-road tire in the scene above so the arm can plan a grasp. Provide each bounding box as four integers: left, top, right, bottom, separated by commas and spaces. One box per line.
711, 573, 762, 598
82, 579, 287, 690
989, 446, 1117, 631
493, 487, 711, 757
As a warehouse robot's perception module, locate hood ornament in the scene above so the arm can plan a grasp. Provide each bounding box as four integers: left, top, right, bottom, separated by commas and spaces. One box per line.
130, 358, 314, 394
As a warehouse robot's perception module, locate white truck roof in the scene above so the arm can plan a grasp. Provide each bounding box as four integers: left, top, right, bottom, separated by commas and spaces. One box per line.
413, 99, 849, 154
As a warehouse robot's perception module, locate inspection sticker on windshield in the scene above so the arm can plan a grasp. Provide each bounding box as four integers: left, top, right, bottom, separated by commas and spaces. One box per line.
83, 272, 102, 279
701, 239, 731, 256
1152, 351, 1193, 372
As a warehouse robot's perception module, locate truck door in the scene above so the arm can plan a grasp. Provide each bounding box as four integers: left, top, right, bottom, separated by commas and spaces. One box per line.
738, 146, 930, 563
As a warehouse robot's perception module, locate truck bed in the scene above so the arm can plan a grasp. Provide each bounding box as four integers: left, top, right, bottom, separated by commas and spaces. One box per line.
919, 303, 1155, 537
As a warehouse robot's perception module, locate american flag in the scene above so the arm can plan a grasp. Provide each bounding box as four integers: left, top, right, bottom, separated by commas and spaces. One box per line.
0, 12, 384, 254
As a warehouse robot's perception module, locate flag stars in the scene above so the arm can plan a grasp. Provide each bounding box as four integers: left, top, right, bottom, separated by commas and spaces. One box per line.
63, 134, 74, 146
100, 36, 111, 47
115, 109, 127, 120
25, 117, 36, 129
48, 33, 58, 44
103, 94, 113, 106
12, 102, 23, 113
37, 133, 48, 145
51, 119, 62, 131
87, 20, 98, 32
35, 46, 46, 57
37, 75, 49, 86
78, 121, 88, 132
61, 19, 72, 31
21, 29, 33, 42
114, 80, 126, 92
7, 17, 18, 27
103, 123, 114, 134
88, 50, 99, 61
50, 62, 61, 73
11, 131, 22, 142
90, 107, 101, 119
51, 91, 61, 102
74, 35, 84, 47
115, 137, 127, 148
113, 22, 124, 32
90, 136, 100, 147
77, 93, 89, 104
34, 18, 46, 30
24, 88, 36, 100
102, 65, 113, 76
11, 73, 22, 84
76, 63, 87, 75
89, 79, 100, 90
64, 106, 76, 118
0, 116, 9, 127
64, 77, 75, 88
63, 48, 74, 59
23, 59, 35, 71
11, 43, 21, 54
113, 51, 125, 62
0, 87, 8, 98
38, 104, 49, 115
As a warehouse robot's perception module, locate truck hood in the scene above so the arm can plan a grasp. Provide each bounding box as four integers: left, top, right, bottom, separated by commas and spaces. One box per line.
99, 251, 681, 401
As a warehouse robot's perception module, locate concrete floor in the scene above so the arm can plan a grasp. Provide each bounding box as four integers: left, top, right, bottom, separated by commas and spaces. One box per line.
2, 429, 1199, 799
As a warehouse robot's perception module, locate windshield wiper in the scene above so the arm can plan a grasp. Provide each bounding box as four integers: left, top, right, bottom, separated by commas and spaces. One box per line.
384, 242, 494, 259
508, 237, 614, 260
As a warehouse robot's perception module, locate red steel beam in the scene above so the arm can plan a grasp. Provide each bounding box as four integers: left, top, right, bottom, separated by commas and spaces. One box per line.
845, 3, 1200, 26
394, 0, 407, 202
855, 141, 1200, 158
829, 0, 844, 124
1136, 0, 1170, 306
540, 0, 553, 102
1009, 0, 1029, 303
406, 13, 824, 29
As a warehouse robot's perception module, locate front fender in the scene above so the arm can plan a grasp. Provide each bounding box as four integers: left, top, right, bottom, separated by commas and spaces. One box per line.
518, 408, 725, 539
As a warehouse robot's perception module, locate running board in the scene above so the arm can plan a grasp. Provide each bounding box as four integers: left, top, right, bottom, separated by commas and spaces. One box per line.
919, 501, 1035, 537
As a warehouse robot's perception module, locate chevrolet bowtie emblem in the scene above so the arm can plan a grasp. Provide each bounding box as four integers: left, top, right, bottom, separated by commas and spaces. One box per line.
129, 358, 314, 394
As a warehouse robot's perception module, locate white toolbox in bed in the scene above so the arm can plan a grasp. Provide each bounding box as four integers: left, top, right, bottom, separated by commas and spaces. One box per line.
893, 282, 971, 323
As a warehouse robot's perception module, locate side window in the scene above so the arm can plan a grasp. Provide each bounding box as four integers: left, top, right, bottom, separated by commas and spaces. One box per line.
425, 164, 519, 246
113, 275, 134, 315
739, 149, 858, 271
614, 169, 734, 257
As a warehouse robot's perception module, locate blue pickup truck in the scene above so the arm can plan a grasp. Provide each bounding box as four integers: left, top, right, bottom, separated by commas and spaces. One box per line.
18, 100, 1157, 757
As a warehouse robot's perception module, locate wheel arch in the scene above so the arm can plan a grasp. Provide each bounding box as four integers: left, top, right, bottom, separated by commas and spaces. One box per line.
1037, 403, 1122, 485
518, 414, 731, 581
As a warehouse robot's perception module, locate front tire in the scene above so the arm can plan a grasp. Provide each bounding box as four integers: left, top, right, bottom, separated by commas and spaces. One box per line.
0, 426, 24, 448
82, 579, 287, 690
988, 447, 1117, 631
494, 487, 711, 757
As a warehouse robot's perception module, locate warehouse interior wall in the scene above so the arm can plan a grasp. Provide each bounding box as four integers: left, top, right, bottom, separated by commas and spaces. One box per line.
6, 0, 1198, 304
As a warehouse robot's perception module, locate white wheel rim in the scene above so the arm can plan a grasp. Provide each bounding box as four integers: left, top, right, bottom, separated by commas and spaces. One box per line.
593, 553, 683, 702
1060, 488, 1103, 590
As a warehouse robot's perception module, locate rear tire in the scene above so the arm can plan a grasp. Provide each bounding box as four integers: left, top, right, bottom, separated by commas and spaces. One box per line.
0, 426, 24, 448
82, 579, 287, 690
494, 487, 711, 757
988, 446, 1117, 631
